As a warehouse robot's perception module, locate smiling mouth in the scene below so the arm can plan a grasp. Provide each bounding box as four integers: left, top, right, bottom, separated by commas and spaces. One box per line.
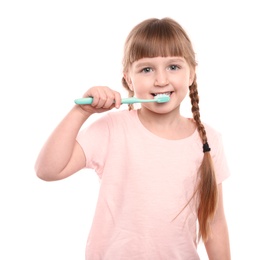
151, 92, 173, 97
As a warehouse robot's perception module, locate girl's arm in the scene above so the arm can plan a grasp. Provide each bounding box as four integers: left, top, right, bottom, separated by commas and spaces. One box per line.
204, 183, 231, 260
35, 105, 90, 181
35, 86, 121, 181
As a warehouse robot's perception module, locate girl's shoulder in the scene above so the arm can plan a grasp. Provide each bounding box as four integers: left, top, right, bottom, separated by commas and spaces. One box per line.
187, 117, 223, 140
204, 122, 222, 137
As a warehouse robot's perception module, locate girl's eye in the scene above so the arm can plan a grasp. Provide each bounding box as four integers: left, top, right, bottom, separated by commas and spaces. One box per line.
169, 64, 180, 70
141, 67, 152, 73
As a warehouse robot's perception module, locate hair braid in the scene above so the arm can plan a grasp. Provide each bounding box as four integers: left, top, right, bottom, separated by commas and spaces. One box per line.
189, 76, 218, 242
189, 76, 207, 144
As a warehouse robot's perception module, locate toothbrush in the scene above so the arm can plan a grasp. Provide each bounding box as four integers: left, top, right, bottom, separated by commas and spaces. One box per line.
74, 94, 170, 105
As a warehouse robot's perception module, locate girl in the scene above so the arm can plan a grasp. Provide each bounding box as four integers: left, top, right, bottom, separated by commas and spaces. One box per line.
35, 17, 231, 259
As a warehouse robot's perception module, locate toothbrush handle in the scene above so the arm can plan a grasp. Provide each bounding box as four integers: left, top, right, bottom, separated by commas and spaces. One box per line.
120, 97, 148, 104
74, 97, 94, 105
74, 97, 151, 105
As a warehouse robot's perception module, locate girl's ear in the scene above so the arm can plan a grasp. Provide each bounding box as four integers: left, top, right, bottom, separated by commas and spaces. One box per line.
124, 73, 134, 91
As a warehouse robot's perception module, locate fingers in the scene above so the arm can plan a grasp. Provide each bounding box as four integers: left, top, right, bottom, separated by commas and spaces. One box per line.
84, 86, 122, 109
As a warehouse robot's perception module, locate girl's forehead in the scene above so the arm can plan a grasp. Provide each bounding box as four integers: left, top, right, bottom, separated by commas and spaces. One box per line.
134, 56, 186, 63
132, 56, 187, 66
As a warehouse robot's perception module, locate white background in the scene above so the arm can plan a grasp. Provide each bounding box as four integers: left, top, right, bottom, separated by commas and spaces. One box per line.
1, 0, 279, 259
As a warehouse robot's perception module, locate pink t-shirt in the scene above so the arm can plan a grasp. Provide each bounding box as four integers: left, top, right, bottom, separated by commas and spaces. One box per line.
77, 109, 230, 260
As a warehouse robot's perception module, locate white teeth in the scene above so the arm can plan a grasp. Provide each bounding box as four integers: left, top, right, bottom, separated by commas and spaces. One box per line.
154, 92, 170, 97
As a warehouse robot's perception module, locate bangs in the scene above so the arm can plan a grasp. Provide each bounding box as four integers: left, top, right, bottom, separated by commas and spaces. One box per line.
127, 21, 189, 63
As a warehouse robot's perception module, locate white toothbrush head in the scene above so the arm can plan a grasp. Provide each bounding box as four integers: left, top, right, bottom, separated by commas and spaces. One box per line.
154, 94, 170, 103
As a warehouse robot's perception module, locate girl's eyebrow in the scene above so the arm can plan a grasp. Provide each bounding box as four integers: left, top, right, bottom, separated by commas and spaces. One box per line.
134, 58, 185, 69
134, 62, 152, 69
169, 58, 185, 63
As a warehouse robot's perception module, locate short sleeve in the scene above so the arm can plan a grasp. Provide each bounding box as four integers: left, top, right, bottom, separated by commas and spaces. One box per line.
207, 127, 230, 184
76, 114, 111, 177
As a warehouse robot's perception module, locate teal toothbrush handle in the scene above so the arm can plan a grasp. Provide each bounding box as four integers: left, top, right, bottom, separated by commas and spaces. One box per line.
74, 97, 158, 105
120, 97, 157, 104
74, 97, 93, 105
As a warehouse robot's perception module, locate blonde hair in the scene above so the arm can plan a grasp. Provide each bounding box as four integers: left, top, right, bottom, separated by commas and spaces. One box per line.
121, 17, 218, 242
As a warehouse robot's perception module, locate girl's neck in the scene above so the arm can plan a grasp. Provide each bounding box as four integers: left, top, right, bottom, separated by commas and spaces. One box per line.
137, 108, 196, 140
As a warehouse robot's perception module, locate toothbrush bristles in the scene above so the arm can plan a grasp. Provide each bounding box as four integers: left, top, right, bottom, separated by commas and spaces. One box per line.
154, 94, 170, 103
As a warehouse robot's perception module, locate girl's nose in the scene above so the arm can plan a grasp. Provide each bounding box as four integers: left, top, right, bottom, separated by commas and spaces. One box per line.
154, 71, 169, 86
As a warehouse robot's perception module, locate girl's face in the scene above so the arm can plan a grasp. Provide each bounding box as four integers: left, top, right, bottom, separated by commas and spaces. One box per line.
125, 56, 194, 114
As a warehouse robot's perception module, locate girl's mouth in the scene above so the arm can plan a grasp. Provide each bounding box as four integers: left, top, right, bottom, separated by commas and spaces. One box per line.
151, 91, 173, 97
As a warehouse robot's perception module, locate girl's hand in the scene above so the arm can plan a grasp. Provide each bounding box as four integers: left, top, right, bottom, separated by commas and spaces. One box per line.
77, 86, 122, 114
